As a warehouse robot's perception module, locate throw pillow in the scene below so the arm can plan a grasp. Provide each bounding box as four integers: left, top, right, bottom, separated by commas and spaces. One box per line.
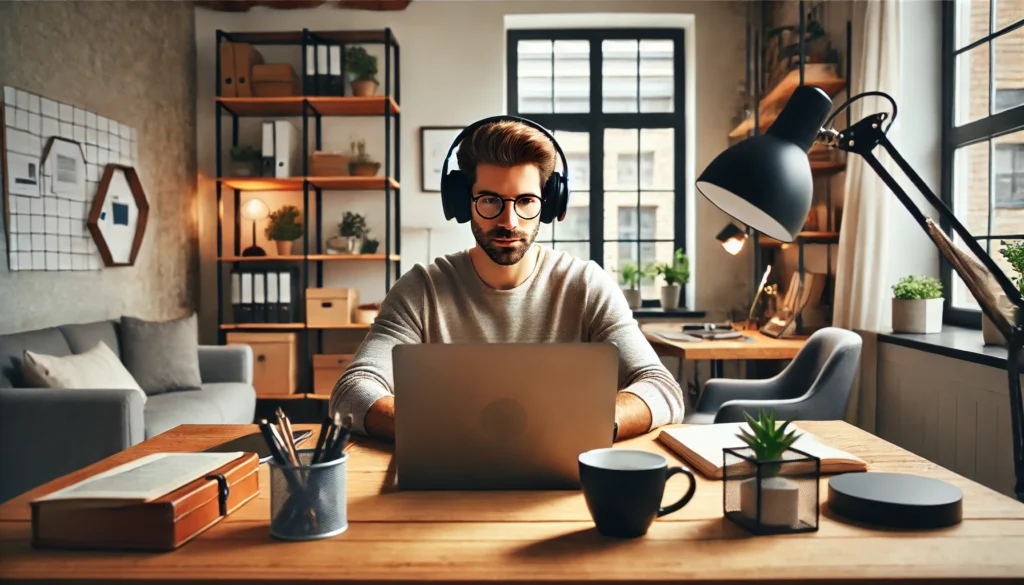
119, 313, 203, 395
22, 341, 147, 404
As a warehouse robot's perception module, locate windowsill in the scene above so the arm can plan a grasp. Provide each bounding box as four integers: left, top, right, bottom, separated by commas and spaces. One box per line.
632, 307, 706, 319
878, 325, 1009, 369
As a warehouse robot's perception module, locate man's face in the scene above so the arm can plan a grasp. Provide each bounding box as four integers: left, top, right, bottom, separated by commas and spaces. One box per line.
470, 163, 543, 266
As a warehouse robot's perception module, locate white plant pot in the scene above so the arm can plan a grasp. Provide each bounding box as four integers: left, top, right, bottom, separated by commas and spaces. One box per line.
661, 285, 681, 310
982, 293, 1019, 346
622, 288, 642, 310
891, 298, 943, 334
739, 476, 800, 528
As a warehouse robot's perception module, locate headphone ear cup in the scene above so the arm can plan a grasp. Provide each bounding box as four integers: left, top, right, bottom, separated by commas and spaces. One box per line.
441, 171, 473, 223
542, 172, 569, 223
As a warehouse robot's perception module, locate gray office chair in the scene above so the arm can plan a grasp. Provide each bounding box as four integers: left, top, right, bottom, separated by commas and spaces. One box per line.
683, 327, 862, 424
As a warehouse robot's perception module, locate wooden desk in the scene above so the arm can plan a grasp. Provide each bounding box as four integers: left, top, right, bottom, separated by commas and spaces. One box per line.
642, 322, 808, 362
2, 422, 1024, 583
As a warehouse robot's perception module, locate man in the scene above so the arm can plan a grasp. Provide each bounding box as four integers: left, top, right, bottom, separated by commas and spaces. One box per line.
331, 119, 684, 441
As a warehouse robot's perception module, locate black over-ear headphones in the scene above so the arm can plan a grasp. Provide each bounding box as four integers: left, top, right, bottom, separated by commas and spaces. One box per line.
440, 115, 570, 224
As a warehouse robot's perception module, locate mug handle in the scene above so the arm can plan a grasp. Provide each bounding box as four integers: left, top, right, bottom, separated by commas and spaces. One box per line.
657, 466, 697, 517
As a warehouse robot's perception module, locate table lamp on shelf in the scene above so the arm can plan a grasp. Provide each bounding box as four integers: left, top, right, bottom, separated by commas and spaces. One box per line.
717, 223, 748, 256
696, 84, 1024, 508
241, 197, 269, 257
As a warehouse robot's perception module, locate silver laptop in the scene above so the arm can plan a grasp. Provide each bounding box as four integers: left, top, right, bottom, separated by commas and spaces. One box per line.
392, 343, 619, 490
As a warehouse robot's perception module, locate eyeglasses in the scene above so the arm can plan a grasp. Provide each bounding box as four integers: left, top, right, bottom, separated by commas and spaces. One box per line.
472, 194, 543, 220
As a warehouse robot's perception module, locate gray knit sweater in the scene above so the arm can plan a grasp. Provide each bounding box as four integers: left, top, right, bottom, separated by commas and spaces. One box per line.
330, 245, 685, 435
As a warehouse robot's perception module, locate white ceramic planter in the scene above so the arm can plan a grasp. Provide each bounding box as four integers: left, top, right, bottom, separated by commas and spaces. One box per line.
661, 285, 681, 310
891, 298, 943, 334
622, 288, 642, 310
739, 476, 800, 528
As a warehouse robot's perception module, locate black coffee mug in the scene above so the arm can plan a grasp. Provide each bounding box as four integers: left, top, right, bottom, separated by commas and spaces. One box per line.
578, 448, 697, 538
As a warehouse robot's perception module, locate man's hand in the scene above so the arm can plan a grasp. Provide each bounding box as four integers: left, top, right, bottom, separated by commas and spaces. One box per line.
364, 395, 395, 441
614, 391, 653, 441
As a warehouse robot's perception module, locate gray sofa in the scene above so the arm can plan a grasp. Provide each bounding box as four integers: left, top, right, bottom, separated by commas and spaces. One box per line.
0, 319, 256, 503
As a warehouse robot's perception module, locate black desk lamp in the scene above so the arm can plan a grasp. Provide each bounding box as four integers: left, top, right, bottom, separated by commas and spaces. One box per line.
697, 85, 1024, 504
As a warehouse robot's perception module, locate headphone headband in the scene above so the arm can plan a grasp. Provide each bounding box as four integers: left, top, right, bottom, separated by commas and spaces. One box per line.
440, 115, 570, 192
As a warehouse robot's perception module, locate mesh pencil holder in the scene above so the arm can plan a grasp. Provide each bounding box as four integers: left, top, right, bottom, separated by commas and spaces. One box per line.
268, 449, 348, 541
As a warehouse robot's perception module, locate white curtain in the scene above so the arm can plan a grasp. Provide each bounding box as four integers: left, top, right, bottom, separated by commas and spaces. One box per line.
833, 0, 902, 426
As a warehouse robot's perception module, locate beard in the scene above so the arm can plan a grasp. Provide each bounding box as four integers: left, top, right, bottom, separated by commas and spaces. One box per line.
471, 220, 540, 266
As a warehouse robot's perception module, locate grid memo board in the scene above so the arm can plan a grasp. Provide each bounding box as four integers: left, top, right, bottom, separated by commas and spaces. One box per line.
2, 85, 138, 271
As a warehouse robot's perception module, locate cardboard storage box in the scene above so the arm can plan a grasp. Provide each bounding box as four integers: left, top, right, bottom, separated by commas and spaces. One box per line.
252, 63, 300, 97
226, 332, 297, 397
312, 353, 356, 396
306, 287, 359, 327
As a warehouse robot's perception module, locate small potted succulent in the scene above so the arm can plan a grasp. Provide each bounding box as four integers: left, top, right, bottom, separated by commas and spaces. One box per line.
891, 274, 943, 334
345, 45, 379, 97
355, 302, 381, 325
265, 205, 303, 255
723, 408, 819, 535
985, 240, 1024, 345
228, 144, 261, 177
349, 139, 380, 177
337, 211, 369, 255
618, 262, 643, 310
653, 248, 690, 311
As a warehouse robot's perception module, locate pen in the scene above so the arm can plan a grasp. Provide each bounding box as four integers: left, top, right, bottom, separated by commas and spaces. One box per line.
258, 420, 288, 465
311, 416, 333, 464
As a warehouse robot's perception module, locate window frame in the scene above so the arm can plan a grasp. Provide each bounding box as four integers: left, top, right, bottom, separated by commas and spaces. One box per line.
507, 27, 687, 308
940, 2, 1024, 328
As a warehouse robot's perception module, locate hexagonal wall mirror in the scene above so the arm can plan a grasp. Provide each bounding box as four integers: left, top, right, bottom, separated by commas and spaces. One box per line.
87, 164, 149, 267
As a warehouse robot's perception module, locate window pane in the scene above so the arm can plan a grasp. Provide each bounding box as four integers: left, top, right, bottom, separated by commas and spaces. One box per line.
552, 130, 590, 189
605, 128, 638, 190
955, 0, 991, 49
554, 241, 589, 261
953, 140, 991, 237
641, 191, 675, 240
996, 0, 1023, 32
994, 129, 1024, 212
955, 41, 991, 125
518, 40, 552, 113
558, 193, 590, 242
993, 25, 1024, 114
640, 40, 674, 113
641, 128, 674, 189
611, 194, 639, 237
603, 40, 638, 113
554, 40, 589, 113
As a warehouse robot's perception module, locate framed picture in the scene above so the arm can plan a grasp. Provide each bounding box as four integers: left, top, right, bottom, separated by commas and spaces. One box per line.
420, 126, 463, 192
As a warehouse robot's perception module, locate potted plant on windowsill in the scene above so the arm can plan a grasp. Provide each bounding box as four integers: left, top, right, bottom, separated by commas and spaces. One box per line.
265, 204, 303, 256
653, 249, 690, 311
345, 45, 379, 97
891, 274, 943, 334
618, 262, 643, 310
984, 240, 1024, 346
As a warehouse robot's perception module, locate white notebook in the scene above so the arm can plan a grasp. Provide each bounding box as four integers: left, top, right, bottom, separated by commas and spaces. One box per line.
658, 422, 867, 479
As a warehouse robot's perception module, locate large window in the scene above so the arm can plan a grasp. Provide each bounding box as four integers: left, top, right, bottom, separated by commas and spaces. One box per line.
508, 29, 685, 306
942, 1, 1024, 323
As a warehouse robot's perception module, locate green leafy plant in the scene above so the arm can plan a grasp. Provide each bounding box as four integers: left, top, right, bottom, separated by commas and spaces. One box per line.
230, 144, 260, 162
892, 274, 943, 300
345, 46, 378, 82
736, 408, 801, 477
653, 249, 690, 286
265, 205, 303, 242
618, 262, 641, 289
998, 240, 1024, 294
339, 211, 369, 239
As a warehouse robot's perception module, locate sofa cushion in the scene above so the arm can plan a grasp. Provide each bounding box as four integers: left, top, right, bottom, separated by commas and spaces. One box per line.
21, 341, 147, 404
143, 382, 256, 438
59, 320, 121, 358
119, 313, 202, 396
0, 328, 71, 388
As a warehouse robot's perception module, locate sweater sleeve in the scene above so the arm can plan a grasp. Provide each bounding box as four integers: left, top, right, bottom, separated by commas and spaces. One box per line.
329, 267, 426, 435
582, 262, 685, 429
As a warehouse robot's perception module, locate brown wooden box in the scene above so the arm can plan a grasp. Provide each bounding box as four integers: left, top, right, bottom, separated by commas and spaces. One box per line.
306, 288, 358, 327
252, 63, 300, 97
312, 353, 356, 396
310, 151, 350, 177
226, 332, 298, 397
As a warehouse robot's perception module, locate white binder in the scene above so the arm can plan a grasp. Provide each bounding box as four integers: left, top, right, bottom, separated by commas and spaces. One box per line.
272, 120, 299, 178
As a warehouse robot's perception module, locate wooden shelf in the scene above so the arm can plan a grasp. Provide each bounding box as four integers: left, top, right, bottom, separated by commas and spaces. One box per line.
217, 96, 400, 117
760, 231, 841, 248
810, 160, 846, 176
729, 68, 846, 138
308, 324, 372, 330
221, 30, 399, 46
218, 176, 399, 192
219, 254, 399, 262
220, 323, 305, 330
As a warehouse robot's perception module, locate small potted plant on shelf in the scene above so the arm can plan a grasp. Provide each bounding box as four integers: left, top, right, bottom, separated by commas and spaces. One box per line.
229, 144, 261, 177
361, 237, 380, 254
349, 139, 381, 177
653, 249, 690, 311
265, 205, 303, 256
338, 211, 369, 255
345, 45, 379, 97
891, 274, 943, 334
985, 240, 1024, 346
355, 302, 381, 325
617, 262, 643, 310
723, 408, 820, 535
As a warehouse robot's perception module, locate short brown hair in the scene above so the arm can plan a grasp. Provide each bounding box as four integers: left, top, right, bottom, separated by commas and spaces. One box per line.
455, 121, 557, 190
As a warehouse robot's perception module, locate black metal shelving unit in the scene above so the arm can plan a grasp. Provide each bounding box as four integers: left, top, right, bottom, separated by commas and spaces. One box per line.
213, 28, 401, 416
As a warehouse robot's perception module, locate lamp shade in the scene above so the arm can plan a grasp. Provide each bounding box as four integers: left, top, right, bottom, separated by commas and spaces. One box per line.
241, 197, 269, 221
696, 86, 834, 242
